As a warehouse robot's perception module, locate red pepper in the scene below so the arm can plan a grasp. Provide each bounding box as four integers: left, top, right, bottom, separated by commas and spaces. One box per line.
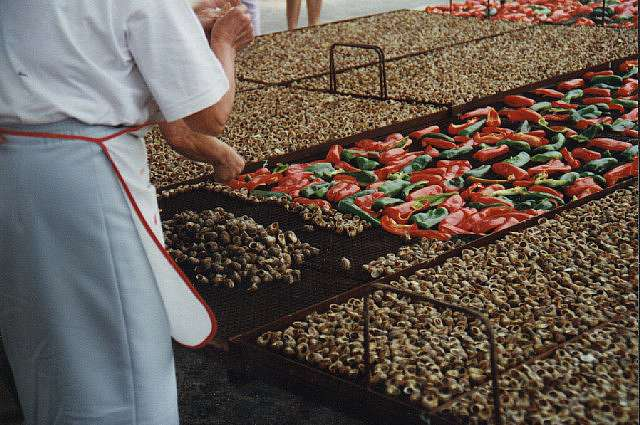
571, 148, 602, 162
380, 148, 407, 164
502, 211, 536, 221
406, 185, 443, 202
439, 222, 475, 236
409, 227, 451, 240
423, 146, 440, 158
473, 145, 510, 162
437, 160, 472, 169
557, 79, 584, 91
543, 113, 570, 122
551, 101, 578, 109
326, 182, 360, 202
624, 129, 638, 138
607, 103, 626, 113
564, 178, 601, 197
246, 173, 281, 191
408, 125, 440, 140
439, 210, 464, 227
503, 95, 535, 108
354, 138, 391, 151
531, 88, 564, 99
448, 117, 479, 135
326, 145, 343, 163
386, 133, 403, 143
355, 192, 385, 213
292, 197, 331, 210
493, 217, 520, 233
459, 107, 493, 120
410, 173, 444, 185
453, 135, 471, 144
530, 185, 564, 199
503, 108, 543, 123
380, 215, 414, 236
492, 162, 529, 180
618, 80, 638, 97
620, 60, 638, 72
527, 159, 571, 176
560, 147, 580, 170
473, 216, 508, 234
335, 161, 359, 173
421, 137, 457, 150
486, 107, 501, 128
574, 119, 599, 130
584, 70, 614, 79
583, 96, 612, 105
528, 130, 546, 138
473, 132, 505, 145
583, 87, 611, 97
550, 126, 576, 137
604, 163, 636, 187
375, 155, 417, 180
511, 132, 548, 148
622, 107, 638, 121
441, 194, 465, 212
587, 138, 633, 152
513, 179, 535, 187
332, 174, 359, 185
411, 167, 447, 177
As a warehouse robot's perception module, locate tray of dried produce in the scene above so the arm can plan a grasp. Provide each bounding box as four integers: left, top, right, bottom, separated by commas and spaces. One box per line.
291, 25, 637, 105
236, 10, 528, 85
425, 0, 638, 29
229, 184, 638, 425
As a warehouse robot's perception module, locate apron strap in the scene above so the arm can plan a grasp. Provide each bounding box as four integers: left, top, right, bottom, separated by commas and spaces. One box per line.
0, 124, 218, 348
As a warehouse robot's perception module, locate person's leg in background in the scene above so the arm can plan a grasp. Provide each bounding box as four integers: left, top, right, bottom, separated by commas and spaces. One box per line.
306, 0, 323, 26
241, 0, 261, 35
0, 338, 22, 423
286, 0, 302, 30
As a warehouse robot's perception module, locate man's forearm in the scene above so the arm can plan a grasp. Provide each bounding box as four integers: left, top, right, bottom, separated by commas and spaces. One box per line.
210, 40, 237, 125
158, 120, 228, 164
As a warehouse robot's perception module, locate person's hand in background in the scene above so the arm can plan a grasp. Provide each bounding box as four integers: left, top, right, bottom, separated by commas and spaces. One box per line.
210, 4, 254, 51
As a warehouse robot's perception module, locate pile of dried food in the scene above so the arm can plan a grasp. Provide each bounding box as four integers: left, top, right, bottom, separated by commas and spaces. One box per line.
292, 25, 637, 105
257, 185, 638, 422
236, 10, 527, 84
163, 208, 319, 292
425, 0, 638, 29
229, 60, 639, 242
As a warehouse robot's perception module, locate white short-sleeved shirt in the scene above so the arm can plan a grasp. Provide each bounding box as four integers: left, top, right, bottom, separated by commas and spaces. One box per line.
0, 0, 229, 125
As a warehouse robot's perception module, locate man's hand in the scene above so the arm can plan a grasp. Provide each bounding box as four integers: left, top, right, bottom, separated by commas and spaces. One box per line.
212, 142, 245, 183
192, 0, 240, 42
210, 4, 254, 51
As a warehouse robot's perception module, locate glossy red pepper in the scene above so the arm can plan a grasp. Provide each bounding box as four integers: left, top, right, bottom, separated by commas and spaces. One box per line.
493, 217, 520, 233
335, 161, 359, 173
354, 138, 391, 151
406, 185, 443, 202
564, 178, 601, 198
511, 132, 548, 148
584, 70, 614, 79
531, 88, 564, 99
557, 78, 584, 91
486, 107, 501, 127
408, 125, 440, 140
604, 162, 636, 187
453, 135, 471, 144
492, 162, 529, 180
409, 227, 451, 240
551, 100, 578, 109
574, 119, 599, 130
459, 106, 493, 120
527, 159, 571, 176
583, 87, 611, 97
385, 133, 403, 143
375, 155, 417, 180
503, 108, 543, 123
588, 138, 633, 152
624, 129, 639, 138
423, 146, 440, 158
512, 179, 535, 187
473, 132, 505, 145
326, 144, 343, 163
543, 113, 570, 122
292, 197, 331, 210
618, 80, 638, 97
622, 107, 638, 121
355, 192, 385, 213
530, 185, 564, 199
528, 130, 546, 138
560, 147, 580, 170
473, 216, 508, 234
607, 103, 626, 113
503, 95, 535, 108
246, 173, 281, 191
333, 174, 360, 185
437, 160, 472, 169
473, 144, 509, 162
441, 194, 465, 212
380, 148, 407, 164
448, 117, 479, 135
421, 137, 457, 150
380, 215, 414, 236
326, 182, 360, 202
571, 148, 601, 162
583, 96, 612, 105
409, 172, 444, 185
620, 60, 638, 72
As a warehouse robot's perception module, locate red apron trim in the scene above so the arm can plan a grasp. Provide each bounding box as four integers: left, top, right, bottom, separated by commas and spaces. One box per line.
0, 125, 217, 348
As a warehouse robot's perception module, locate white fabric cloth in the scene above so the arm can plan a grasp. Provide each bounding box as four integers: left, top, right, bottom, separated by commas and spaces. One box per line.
0, 0, 229, 125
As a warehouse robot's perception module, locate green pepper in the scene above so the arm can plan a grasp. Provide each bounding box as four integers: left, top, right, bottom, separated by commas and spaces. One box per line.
401, 181, 428, 199
563, 89, 584, 101
378, 179, 411, 197
250, 190, 292, 200
578, 172, 606, 187
299, 182, 331, 199
402, 155, 432, 173
352, 156, 379, 171
583, 158, 619, 174
503, 151, 531, 168
605, 118, 636, 133
591, 83, 621, 90
519, 121, 531, 133
463, 164, 492, 179
594, 103, 609, 111
409, 207, 449, 229
530, 151, 563, 163
601, 150, 613, 158
343, 189, 375, 202
336, 199, 380, 226
445, 176, 465, 190
521, 190, 564, 204
458, 119, 486, 137
387, 172, 410, 181
622, 67, 638, 79
577, 123, 603, 142
467, 200, 511, 209
619, 145, 639, 162
531, 101, 552, 112
346, 170, 377, 184
304, 163, 337, 180
496, 139, 531, 152
420, 132, 454, 142
340, 149, 375, 162
559, 172, 581, 183
535, 132, 565, 152
411, 193, 456, 208
533, 177, 572, 188
272, 163, 289, 173
515, 198, 555, 211
372, 197, 404, 211
439, 145, 474, 159
590, 75, 623, 87
612, 99, 638, 109
394, 137, 412, 149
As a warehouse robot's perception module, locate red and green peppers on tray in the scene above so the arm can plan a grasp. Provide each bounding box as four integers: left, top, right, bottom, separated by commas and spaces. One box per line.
228, 61, 638, 241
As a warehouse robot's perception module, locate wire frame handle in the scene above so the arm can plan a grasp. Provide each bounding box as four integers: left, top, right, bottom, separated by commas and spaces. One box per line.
363, 283, 502, 425
329, 43, 388, 100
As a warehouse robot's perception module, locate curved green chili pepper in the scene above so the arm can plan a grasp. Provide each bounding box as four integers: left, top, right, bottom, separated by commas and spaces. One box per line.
409, 207, 449, 229
463, 164, 492, 178
372, 197, 404, 212
503, 151, 531, 168
439, 145, 474, 159
530, 151, 563, 163
458, 119, 486, 137
497, 139, 531, 152
352, 156, 379, 171
583, 158, 619, 174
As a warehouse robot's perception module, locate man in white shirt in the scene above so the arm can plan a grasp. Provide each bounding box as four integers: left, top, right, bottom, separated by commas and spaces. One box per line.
0, 1, 252, 424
